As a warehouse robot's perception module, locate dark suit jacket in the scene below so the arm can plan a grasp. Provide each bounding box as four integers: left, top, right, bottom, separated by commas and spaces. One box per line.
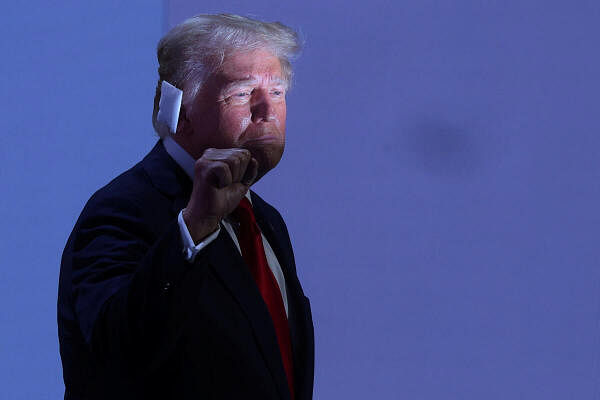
58, 141, 314, 400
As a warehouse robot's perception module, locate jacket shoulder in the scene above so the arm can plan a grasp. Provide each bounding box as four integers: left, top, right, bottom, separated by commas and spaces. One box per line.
78, 141, 183, 225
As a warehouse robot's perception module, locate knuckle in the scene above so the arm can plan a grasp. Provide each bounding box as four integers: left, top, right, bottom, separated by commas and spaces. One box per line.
227, 156, 240, 171
202, 148, 216, 157
213, 161, 228, 173
201, 161, 221, 178
195, 158, 211, 174
239, 148, 250, 158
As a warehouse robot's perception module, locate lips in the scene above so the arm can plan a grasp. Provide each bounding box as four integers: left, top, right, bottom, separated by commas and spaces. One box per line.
243, 135, 280, 143
239, 128, 283, 144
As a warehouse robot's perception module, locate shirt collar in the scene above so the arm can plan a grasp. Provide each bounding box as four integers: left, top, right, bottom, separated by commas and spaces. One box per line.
161, 136, 251, 203
162, 135, 195, 181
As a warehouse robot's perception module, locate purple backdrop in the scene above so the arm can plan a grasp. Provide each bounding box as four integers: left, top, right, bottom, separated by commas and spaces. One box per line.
1, 1, 599, 398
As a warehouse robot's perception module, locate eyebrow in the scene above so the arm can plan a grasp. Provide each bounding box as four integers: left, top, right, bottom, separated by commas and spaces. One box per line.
222, 76, 288, 91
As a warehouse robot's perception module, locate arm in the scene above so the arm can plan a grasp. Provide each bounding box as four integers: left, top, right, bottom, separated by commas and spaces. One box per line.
70, 196, 208, 374
69, 147, 258, 375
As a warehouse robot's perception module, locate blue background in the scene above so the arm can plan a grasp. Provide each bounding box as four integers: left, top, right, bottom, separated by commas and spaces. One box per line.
2, 1, 599, 398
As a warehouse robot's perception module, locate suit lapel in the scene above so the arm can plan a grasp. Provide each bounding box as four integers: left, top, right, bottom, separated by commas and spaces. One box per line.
250, 192, 311, 398
250, 192, 303, 298
204, 232, 291, 400
141, 141, 192, 217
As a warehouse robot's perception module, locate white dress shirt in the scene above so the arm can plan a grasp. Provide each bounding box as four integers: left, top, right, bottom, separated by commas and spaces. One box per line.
162, 136, 289, 316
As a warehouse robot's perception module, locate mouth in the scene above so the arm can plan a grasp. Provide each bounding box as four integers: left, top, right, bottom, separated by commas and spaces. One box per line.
241, 134, 282, 146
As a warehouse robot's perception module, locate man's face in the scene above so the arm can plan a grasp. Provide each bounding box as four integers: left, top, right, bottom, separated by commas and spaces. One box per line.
183, 48, 287, 181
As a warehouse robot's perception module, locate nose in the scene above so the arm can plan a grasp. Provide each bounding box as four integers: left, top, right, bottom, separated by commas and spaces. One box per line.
250, 89, 275, 123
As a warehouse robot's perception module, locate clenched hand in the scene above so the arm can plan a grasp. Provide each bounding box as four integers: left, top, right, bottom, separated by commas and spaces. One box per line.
182, 148, 258, 243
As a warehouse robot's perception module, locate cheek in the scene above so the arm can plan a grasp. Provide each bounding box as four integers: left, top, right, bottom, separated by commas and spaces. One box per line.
239, 115, 252, 132
277, 105, 287, 131
218, 107, 251, 139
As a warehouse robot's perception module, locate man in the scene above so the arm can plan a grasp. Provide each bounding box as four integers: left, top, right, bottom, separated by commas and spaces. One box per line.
58, 14, 314, 400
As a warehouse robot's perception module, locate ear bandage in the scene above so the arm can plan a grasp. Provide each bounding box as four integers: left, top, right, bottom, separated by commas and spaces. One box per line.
156, 81, 183, 135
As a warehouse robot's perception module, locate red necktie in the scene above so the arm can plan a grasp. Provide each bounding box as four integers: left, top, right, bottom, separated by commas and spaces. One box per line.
232, 198, 295, 399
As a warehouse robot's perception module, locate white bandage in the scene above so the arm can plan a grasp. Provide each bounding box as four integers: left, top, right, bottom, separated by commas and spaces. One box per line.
156, 81, 183, 135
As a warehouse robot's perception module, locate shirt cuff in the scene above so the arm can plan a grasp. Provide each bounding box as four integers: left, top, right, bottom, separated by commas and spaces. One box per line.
177, 210, 220, 263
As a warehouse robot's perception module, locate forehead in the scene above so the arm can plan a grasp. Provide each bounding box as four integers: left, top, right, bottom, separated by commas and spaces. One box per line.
217, 49, 284, 84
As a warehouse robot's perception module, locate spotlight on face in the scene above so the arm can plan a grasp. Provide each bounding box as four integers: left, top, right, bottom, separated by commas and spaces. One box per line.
184, 49, 288, 182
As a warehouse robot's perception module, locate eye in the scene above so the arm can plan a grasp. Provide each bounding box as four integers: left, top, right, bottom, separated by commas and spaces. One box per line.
221, 90, 252, 104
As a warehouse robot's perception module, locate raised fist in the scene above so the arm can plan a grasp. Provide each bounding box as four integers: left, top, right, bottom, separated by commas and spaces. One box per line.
182, 148, 258, 243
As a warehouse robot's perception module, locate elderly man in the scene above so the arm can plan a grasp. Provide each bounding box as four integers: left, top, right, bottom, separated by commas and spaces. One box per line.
58, 14, 314, 400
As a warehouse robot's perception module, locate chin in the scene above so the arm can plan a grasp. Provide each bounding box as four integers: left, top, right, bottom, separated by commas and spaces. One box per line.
243, 139, 284, 182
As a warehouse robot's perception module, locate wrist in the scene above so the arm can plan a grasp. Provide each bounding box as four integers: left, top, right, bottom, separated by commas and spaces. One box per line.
182, 208, 220, 244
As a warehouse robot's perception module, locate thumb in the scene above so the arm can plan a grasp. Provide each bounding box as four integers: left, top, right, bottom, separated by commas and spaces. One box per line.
241, 158, 259, 186
229, 182, 249, 206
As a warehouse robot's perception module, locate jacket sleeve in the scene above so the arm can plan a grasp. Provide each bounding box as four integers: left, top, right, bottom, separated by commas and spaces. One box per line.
68, 194, 211, 375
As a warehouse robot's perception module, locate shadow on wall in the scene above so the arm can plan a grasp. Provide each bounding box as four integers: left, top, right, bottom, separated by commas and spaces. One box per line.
392, 114, 507, 179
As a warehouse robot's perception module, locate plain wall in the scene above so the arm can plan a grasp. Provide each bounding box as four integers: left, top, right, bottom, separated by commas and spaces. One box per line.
2, 1, 600, 399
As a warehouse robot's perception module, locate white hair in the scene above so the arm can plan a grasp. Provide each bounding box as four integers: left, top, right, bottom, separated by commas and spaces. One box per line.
152, 14, 302, 137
